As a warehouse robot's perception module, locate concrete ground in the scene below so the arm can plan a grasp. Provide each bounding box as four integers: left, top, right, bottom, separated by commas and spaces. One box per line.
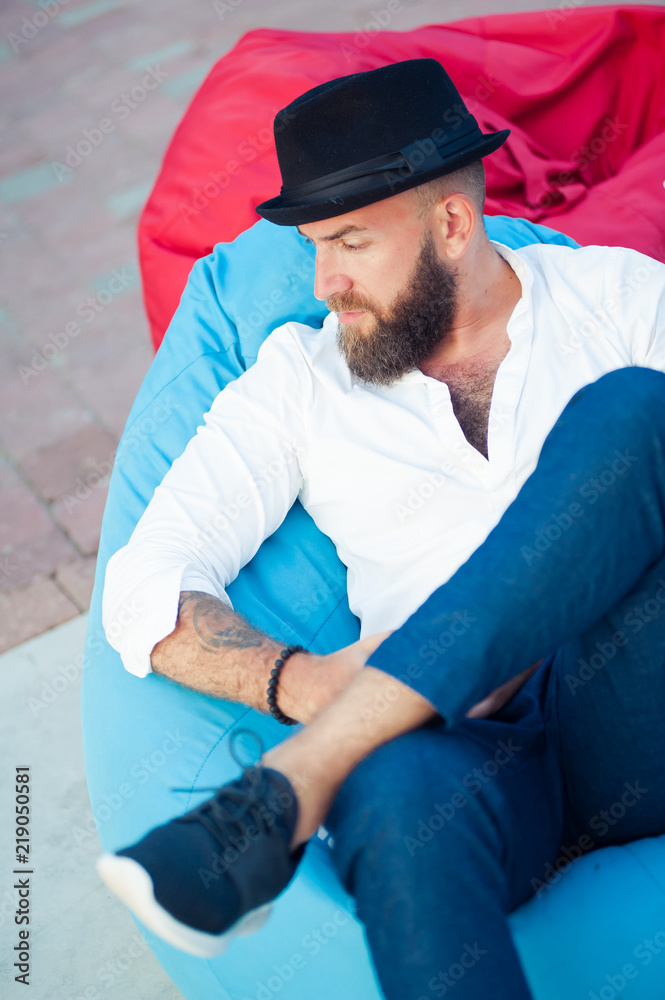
0, 613, 183, 1000
1, 0, 663, 997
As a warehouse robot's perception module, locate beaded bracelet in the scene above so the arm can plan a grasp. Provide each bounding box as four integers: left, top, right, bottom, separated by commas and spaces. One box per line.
267, 644, 306, 725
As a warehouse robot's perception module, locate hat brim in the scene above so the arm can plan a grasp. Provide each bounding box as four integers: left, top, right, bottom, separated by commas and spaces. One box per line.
256, 130, 510, 226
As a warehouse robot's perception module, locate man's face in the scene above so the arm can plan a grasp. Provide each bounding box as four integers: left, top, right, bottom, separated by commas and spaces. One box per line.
297, 192, 459, 386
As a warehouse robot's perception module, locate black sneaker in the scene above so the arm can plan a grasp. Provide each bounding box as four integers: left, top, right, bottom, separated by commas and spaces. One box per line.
96, 756, 304, 957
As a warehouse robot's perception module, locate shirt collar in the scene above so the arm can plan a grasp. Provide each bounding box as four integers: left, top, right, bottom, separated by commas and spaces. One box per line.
395, 242, 533, 388
491, 240, 533, 319
342, 240, 534, 392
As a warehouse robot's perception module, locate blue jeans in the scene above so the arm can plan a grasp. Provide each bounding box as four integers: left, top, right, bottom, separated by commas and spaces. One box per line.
327, 367, 665, 1000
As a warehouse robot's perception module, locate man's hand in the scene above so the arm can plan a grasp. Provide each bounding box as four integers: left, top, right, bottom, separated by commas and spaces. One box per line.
151, 590, 392, 724
280, 631, 393, 724
288, 635, 542, 725
465, 661, 542, 719
152, 591, 539, 726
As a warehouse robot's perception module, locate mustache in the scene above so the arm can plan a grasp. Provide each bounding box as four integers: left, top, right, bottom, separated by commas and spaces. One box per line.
327, 292, 377, 314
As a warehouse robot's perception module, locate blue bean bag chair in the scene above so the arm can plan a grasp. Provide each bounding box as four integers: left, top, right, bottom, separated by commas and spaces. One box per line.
82, 216, 665, 1000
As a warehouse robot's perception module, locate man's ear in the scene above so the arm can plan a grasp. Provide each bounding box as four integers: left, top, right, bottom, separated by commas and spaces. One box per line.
432, 193, 476, 260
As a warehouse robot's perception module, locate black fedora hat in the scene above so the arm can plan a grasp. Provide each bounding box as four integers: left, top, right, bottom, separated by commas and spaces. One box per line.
256, 58, 510, 227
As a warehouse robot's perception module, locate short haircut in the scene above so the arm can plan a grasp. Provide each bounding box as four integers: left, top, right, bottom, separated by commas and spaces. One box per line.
412, 160, 486, 224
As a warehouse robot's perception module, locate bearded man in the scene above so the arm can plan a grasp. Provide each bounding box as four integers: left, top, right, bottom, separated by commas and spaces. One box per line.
98, 59, 665, 1000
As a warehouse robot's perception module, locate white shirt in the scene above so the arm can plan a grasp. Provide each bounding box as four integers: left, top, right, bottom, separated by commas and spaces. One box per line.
103, 242, 665, 678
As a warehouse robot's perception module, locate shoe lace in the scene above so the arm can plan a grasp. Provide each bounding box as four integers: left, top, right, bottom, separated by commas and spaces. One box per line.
173, 729, 277, 847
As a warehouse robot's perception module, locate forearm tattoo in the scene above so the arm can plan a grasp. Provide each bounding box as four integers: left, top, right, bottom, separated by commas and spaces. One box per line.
179, 591, 267, 653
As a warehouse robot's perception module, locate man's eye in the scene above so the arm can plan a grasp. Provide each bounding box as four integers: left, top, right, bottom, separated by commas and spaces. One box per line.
303, 236, 314, 246
341, 242, 365, 252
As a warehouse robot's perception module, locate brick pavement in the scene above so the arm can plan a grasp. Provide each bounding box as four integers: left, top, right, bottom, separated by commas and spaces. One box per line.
0, 0, 660, 654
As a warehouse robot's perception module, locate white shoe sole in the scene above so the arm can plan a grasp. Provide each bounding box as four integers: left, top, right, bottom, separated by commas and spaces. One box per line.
96, 854, 272, 958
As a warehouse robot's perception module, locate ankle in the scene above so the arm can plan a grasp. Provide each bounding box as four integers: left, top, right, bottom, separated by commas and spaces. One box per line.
262, 738, 344, 848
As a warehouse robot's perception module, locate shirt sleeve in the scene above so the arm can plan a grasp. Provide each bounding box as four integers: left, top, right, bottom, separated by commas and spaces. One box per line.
102, 323, 311, 678
609, 248, 665, 370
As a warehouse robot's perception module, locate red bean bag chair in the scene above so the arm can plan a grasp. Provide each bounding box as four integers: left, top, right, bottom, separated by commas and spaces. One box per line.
138, 4, 665, 350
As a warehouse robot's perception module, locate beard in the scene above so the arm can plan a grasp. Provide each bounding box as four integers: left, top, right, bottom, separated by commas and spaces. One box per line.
328, 230, 459, 387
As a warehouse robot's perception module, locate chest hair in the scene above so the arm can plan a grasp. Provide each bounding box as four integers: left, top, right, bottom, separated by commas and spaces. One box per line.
432, 349, 508, 459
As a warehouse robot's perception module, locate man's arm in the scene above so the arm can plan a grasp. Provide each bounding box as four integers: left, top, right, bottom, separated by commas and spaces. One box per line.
153, 587, 537, 724
103, 324, 312, 681
151, 591, 387, 724
151, 592, 283, 708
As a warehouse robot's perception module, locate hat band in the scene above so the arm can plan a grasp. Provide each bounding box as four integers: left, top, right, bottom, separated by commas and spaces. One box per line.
279, 114, 481, 205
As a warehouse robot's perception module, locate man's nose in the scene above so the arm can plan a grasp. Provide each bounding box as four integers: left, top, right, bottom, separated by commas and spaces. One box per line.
313, 252, 353, 302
